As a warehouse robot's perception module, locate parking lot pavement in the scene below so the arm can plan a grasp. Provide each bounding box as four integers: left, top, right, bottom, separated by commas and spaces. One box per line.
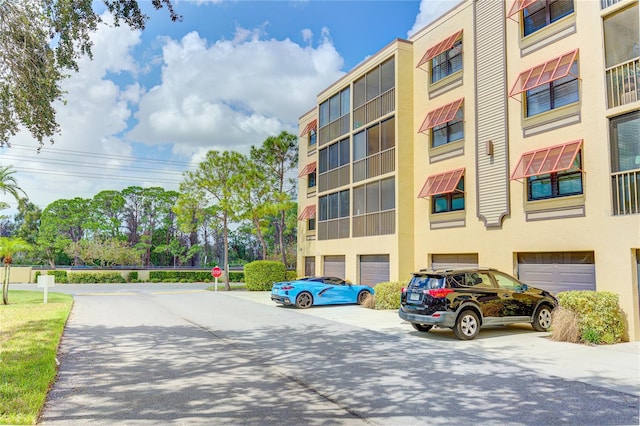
222, 290, 640, 397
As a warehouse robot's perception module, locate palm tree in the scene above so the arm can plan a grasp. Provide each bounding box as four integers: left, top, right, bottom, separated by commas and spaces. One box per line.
0, 165, 27, 203
0, 237, 32, 304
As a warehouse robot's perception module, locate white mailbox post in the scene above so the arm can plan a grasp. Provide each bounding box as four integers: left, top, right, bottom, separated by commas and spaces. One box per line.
37, 275, 55, 304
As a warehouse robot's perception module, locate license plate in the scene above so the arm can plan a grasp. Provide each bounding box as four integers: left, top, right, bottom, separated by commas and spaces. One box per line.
409, 292, 421, 301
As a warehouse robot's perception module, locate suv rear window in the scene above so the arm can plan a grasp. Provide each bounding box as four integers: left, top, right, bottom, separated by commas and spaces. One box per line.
408, 275, 445, 289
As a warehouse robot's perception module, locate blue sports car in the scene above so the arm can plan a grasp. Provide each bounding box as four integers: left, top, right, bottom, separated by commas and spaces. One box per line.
271, 276, 374, 309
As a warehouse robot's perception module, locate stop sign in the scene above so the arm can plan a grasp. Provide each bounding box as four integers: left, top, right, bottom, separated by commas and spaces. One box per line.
211, 266, 222, 278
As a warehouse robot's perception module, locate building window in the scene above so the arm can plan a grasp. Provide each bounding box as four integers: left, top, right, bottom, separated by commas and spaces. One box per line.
611, 112, 640, 173
318, 190, 350, 221
353, 117, 395, 161
309, 129, 317, 146
526, 61, 579, 117
432, 107, 464, 147
319, 138, 349, 173
431, 39, 462, 84
523, 0, 574, 37
353, 177, 395, 216
354, 58, 396, 110
308, 218, 316, 231
527, 152, 583, 200
319, 87, 350, 133
308, 171, 316, 188
433, 178, 465, 213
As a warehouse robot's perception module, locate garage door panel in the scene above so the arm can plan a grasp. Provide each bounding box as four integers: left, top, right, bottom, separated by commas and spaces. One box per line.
360, 255, 389, 286
432, 254, 478, 270
519, 263, 595, 294
324, 256, 345, 279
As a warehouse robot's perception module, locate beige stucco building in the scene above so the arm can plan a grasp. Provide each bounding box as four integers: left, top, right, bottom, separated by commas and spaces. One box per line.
296, 0, 640, 340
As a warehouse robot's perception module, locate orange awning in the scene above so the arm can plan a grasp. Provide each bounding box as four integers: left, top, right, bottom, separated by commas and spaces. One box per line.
509, 49, 579, 97
300, 119, 318, 137
416, 30, 463, 69
298, 162, 317, 177
297, 205, 316, 220
507, 0, 538, 19
418, 98, 464, 133
510, 140, 583, 180
417, 168, 465, 198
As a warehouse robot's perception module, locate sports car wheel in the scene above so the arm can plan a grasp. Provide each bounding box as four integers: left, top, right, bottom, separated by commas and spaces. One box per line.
295, 292, 313, 309
411, 323, 433, 332
453, 309, 480, 340
532, 305, 553, 332
357, 290, 370, 305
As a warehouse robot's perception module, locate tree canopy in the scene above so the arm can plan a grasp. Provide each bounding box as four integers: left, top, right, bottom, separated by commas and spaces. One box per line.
0, 0, 180, 149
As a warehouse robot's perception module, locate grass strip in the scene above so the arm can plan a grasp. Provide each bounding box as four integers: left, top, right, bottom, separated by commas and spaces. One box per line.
0, 290, 73, 425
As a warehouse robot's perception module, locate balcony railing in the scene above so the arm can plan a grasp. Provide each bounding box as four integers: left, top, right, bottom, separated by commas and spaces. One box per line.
606, 58, 639, 108
352, 210, 396, 237
352, 147, 396, 182
353, 88, 395, 130
317, 218, 350, 240
601, 0, 623, 9
318, 114, 350, 146
318, 164, 350, 192
612, 169, 639, 215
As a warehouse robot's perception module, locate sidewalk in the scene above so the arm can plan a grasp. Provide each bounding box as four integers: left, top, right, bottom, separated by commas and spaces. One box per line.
223, 290, 640, 397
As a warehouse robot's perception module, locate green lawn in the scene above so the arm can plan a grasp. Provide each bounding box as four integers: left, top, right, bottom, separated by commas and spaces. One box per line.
0, 290, 73, 425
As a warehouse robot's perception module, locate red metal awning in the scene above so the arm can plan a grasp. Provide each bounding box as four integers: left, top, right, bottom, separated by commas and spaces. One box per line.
416, 30, 463, 69
297, 205, 316, 220
507, 0, 538, 19
298, 162, 317, 177
418, 98, 464, 133
300, 119, 318, 137
417, 168, 465, 198
510, 140, 583, 180
509, 49, 579, 97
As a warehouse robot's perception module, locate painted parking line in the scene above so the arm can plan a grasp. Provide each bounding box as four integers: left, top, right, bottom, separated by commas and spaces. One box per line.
76, 292, 137, 296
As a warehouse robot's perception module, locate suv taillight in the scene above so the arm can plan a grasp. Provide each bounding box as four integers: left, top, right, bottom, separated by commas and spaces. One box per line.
427, 288, 454, 298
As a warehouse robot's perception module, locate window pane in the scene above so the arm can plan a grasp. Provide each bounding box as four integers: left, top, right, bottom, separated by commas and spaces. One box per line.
341, 88, 350, 115
319, 101, 329, 127
319, 195, 328, 221
381, 117, 395, 150
328, 143, 339, 170
366, 182, 380, 213
603, 3, 639, 68
367, 124, 380, 156
354, 77, 366, 108
319, 148, 328, 173
558, 172, 583, 195
431, 52, 447, 83
553, 78, 579, 109
329, 94, 340, 122
309, 130, 317, 146
328, 192, 339, 219
339, 138, 350, 166
610, 111, 640, 172
449, 120, 464, 142
308, 172, 316, 188
433, 195, 448, 213
353, 131, 366, 161
339, 190, 350, 218
451, 193, 465, 211
528, 175, 552, 200
526, 85, 551, 116
380, 177, 395, 210
432, 125, 448, 148
366, 67, 380, 101
308, 218, 315, 231
381, 57, 395, 93
550, 0, 574, 23
353, 185, 365, 216
449, 40, 463, 74
523, 1, 548, 36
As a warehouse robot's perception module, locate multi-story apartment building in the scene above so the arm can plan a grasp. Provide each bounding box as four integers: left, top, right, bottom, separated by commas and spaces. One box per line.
296, 0, 640, 340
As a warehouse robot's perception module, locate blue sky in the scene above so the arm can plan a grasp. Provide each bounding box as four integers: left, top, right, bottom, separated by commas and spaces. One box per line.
1, 0, 460, 213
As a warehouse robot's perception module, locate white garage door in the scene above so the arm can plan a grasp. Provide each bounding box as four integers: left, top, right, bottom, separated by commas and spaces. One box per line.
517, 252, 596, 294
360, 255, 390, 286
431, 253, 479, 270
323, 255, 345, 279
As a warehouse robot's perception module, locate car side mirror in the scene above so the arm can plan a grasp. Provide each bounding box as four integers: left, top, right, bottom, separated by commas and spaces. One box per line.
520, 284, 528, 291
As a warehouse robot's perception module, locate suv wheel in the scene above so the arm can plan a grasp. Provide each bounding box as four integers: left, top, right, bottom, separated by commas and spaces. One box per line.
532, 305, 553, 332
411, 323, 433, 332
453, 309, 480, 340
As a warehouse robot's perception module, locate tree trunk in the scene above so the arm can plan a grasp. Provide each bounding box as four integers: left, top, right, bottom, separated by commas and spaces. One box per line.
279, 210, 286, 266
2, 264, 9, 305
223, 215, 230, 291
253, 217, 267, 260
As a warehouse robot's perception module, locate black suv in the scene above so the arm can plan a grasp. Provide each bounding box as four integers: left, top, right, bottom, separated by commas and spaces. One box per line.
399, 267, 558, 340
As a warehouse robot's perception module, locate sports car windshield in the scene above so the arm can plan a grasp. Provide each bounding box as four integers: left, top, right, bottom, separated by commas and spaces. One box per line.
408, 275, 445, 289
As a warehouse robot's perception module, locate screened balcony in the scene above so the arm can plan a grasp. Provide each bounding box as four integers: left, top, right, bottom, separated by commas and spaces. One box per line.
606, 58, 640, 108
612, 169, 640, 215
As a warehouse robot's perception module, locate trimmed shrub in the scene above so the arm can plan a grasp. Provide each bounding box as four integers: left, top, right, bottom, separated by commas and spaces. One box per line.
38, 270, 68, 284
149, 271, 212, 283
228, 271, 244, 283
285, 270, 297, 280
68, 272, 126, 283
127, 271, 138, 282
555, 290, 626, 344
244, 260, 286, 291
364, 280, 407, 310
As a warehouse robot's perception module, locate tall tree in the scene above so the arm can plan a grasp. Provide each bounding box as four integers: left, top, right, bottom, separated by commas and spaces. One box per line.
37, 197, 90, 266
250, 131, 298, 266
14, 199, 41, 245
0, 236, 32, 304
0, 166, 26, 203
180, 150, 247, 290
88, 190, 126, 240
0, 0, 180, 149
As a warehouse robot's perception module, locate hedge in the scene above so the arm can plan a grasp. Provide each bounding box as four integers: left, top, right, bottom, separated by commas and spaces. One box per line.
244, 260, 286, 291
67, 272, 126, 284
34, 270, 68, 284
367, 281, 407, 310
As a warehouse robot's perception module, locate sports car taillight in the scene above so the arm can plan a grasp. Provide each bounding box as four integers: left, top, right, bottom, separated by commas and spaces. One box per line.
280, 285, 294, 290
426, 288, 454, 298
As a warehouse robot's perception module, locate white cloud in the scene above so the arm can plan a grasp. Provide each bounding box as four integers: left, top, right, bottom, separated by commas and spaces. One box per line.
127, 26, 345, 155
408, 0, 464, 37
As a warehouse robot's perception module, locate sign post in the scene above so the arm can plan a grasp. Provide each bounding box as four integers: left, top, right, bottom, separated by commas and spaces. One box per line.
37, 275, 55, 304
211, 266, 222, 291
